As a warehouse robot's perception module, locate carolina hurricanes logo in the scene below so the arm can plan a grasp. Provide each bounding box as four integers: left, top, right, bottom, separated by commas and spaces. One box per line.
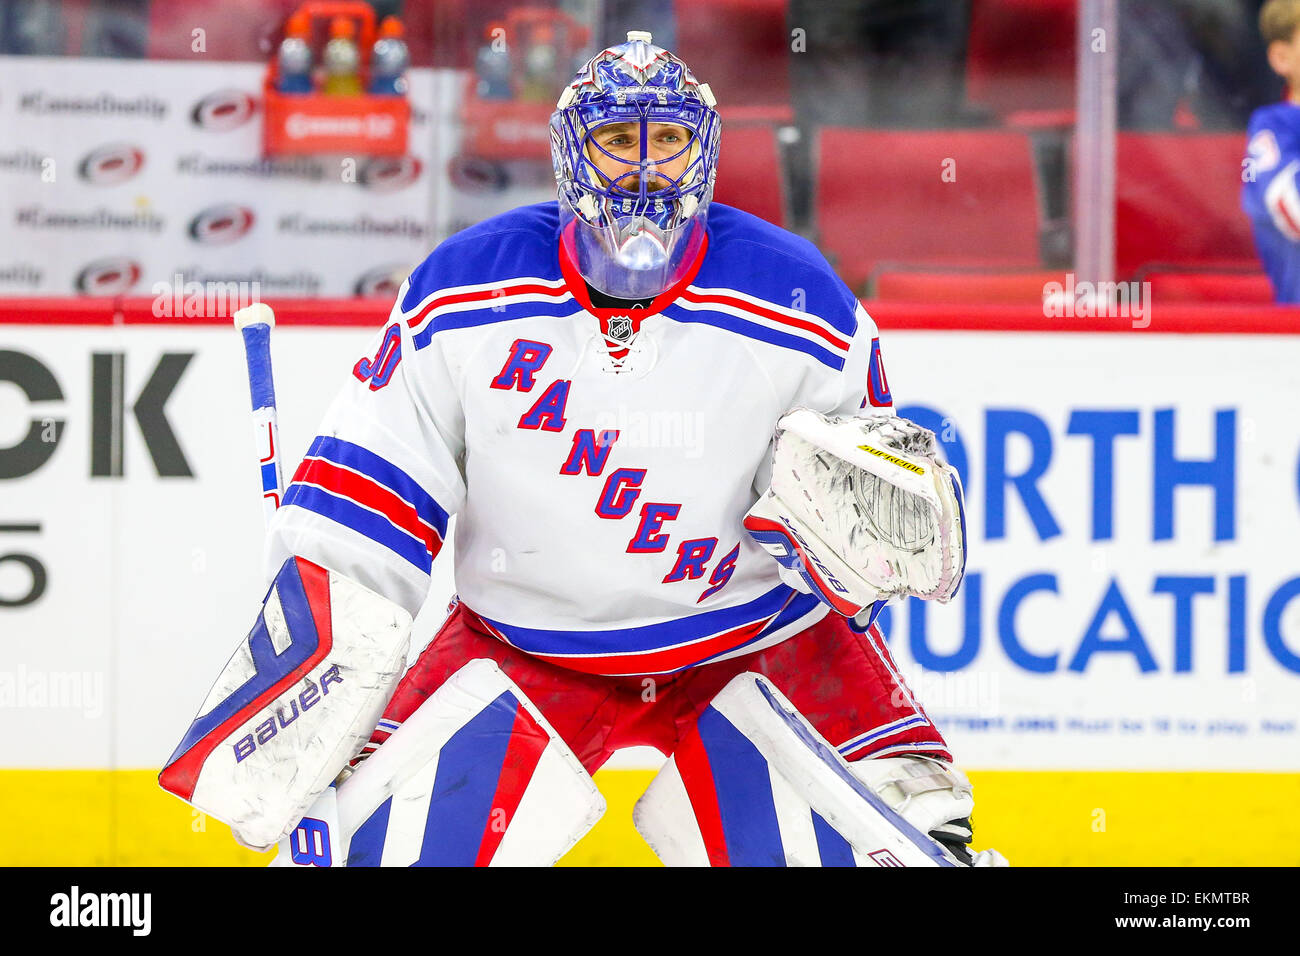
75, 257, 142, 295
359, 156, 423, 192
78, 144, 145, 185
188, 204, 256, 244
353, 265, 404, 298
190, 90, 256, 131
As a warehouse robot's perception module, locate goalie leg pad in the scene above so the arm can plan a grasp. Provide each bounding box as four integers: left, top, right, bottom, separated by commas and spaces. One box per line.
634, 672, 957, 867
159, 555, 413, 850
271, 784, 343, 867
335, 658, 605, 867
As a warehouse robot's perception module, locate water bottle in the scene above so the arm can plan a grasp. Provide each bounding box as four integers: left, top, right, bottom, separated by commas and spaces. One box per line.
520, 24, 557, 103
369, 16, 409, 96
276, 12, 313, 94
321, 16, 363, 96
475, 22, 511, 100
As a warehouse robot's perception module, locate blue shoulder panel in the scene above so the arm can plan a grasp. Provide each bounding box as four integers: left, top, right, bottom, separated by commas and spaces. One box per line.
698, 204, 861, 338
399, 202, 565, 315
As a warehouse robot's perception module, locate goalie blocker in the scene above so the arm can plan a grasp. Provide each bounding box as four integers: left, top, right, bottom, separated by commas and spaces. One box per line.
744, 409, 967, 620
159, 555, 413, 850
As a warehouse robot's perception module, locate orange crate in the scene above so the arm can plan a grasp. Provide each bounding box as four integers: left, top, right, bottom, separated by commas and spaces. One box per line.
263, 84, 409, 156
262, 0, 410, 157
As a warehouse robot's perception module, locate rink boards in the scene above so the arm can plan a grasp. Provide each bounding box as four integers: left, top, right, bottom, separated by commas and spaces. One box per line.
1, 301, 1298, 864
1, 768, 1296, 866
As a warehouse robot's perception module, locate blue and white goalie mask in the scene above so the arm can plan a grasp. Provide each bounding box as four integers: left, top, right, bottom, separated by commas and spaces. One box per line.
551, 31, 720, 299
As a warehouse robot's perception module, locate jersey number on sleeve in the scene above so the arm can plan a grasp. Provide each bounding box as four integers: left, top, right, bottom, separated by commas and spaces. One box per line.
353, 323, 403, 391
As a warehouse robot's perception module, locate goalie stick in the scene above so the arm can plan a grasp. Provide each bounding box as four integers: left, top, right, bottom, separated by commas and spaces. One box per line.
233, 303, 285, 527
230, 303, 350, 864
233, 303, 371, 865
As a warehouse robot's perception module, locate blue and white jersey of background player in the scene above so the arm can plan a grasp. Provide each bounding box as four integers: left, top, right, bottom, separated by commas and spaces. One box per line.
266, 200, 895, 677
1242, 101, 1300, 302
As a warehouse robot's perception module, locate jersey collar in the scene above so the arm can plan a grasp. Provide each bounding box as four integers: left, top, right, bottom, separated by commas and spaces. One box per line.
558, 218, 709, 337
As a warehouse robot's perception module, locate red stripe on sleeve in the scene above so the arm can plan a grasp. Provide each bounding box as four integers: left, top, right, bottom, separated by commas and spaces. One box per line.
295, 457, 441, 557
1276, 195, 1300, 239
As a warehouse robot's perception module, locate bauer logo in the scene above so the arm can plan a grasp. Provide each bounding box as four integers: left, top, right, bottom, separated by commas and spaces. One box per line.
188, 204, 255, 244
77, 143, 145, 185
232, 665, 345, 763
75, 257, 142, 295
360, 155, 423, 192
190, 90, 256, 131
353, 265, 404, 298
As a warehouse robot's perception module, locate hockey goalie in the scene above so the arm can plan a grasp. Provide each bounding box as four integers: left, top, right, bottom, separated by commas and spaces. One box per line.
160, 31, 1007, 868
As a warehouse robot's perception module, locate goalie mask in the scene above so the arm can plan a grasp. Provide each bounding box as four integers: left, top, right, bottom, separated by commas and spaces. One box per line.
551, 31, 720, 299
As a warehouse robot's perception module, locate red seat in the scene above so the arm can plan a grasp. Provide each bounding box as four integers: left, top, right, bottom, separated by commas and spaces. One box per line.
675, 0, 791, 122
872, 269, 1069, 304
714, 124, 785, 226
146, 0, 297, 60
1116, 133, 1258, 276
816, 129, 1042, 291
966, 0, 1077, 120
1140, 270, 1274, 303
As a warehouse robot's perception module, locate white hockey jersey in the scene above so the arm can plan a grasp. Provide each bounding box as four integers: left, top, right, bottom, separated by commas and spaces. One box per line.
267, 201, 895, 676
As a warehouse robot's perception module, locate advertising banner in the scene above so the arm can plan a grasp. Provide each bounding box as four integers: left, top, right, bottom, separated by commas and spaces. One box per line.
880, 329, 1300, 770
0, 57, 446, 299
1, 311, 1297, 773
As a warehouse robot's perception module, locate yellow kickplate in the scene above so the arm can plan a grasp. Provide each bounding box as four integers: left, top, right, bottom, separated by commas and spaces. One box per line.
1, 769, 1295, 866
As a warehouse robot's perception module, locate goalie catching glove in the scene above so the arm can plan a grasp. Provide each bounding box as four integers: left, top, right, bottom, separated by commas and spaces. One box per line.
744, 409, 967, 618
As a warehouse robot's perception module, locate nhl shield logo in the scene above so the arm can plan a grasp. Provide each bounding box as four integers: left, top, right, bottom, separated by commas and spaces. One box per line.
608, 316, 633, 341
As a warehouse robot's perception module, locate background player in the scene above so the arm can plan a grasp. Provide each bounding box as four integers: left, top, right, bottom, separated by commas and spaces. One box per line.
1244, 0, 1300, 301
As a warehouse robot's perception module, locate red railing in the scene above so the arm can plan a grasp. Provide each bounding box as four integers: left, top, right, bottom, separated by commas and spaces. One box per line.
1, 296, 1299, 334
